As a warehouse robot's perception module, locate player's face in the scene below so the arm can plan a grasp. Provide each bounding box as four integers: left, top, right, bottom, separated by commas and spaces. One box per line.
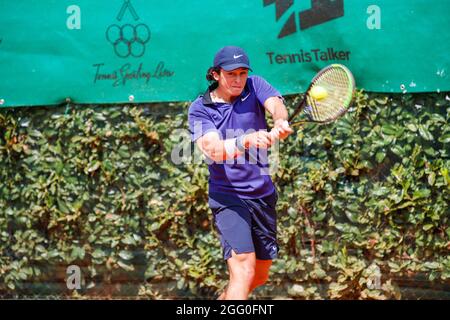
216, 68, 249, 98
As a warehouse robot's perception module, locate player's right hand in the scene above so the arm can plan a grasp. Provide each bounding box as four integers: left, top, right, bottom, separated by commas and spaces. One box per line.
243, 130, 276, 149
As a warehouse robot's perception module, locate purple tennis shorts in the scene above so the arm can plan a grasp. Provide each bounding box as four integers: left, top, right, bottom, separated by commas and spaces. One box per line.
208, 191, 278, 260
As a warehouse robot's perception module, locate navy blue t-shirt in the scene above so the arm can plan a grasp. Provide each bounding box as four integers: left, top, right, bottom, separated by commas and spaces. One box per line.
188, 75, 281, 199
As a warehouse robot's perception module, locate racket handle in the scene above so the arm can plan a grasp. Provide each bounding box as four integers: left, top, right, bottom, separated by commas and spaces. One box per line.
289, 120, 307, 128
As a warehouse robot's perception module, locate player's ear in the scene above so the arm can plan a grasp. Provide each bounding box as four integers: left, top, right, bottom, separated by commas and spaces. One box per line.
206, 67, 220, 82
212, 69, 220, 81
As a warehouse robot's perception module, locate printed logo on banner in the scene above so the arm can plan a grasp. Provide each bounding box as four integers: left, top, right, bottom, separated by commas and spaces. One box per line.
264, 0, 344, 38
93, 0, 174, 90
105, 0, 151, 58
264, 0, 351, 66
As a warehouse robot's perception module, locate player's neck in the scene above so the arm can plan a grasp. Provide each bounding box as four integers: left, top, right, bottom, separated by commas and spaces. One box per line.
211, 88, 236, 104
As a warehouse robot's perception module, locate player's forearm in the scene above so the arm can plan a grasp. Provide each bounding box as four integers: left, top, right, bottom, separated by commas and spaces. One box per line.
266, 97, 289, 123
272, 104, 289, 123
202, 138, 244, 161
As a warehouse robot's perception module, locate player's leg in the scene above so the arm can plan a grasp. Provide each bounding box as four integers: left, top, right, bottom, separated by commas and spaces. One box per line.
217, 258, 272, 299
223, 250, 256, 299
245, 191, 279, 294
208, 193, 256, 300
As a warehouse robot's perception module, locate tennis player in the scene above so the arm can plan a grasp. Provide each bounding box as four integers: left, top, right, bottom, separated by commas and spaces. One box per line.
188, 46, 292, 300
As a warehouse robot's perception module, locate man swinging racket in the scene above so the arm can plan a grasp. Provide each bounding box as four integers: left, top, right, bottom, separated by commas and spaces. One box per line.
188, 46, 292, 300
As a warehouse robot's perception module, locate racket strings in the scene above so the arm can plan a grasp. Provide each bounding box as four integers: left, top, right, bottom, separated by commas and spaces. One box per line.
319, 69, 349, 117
323, 68, 350, 117
305, 66, 353, 123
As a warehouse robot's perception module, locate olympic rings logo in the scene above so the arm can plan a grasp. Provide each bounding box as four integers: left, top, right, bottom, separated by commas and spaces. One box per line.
106, 23, 151, 58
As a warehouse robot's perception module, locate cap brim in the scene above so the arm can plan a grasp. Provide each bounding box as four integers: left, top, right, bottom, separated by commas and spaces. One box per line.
221, 63, 252, 72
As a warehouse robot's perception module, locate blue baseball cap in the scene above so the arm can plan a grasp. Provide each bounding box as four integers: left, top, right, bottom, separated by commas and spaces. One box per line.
213, 46, 252, 71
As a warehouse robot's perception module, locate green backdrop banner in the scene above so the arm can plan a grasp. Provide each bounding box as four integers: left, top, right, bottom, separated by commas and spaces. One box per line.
0, 0, 449, 107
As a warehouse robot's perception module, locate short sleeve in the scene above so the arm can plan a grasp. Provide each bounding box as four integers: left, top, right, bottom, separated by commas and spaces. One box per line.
188, 100, 218, 142
251, 75, 282, 106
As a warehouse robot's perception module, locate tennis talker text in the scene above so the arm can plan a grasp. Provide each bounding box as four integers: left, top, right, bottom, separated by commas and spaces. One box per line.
266, 48, 351, 64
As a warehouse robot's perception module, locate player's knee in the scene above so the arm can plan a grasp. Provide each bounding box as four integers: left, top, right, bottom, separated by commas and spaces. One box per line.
240, 265, 256, 285
228, 251, 259, 289
231, 263, 255, 285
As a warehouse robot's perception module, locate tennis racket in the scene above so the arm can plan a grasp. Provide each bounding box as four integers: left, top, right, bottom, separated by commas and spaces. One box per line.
288, 64, 355, 128
250, 64, 355, 162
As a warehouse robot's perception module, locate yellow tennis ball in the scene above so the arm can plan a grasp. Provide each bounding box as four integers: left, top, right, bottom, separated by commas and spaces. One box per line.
310, 86, 328, 100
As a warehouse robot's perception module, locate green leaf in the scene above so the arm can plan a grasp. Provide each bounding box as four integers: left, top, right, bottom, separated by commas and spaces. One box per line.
438, 133, 450, 144
71, 246, 86, 260
413, 189, 431, 199
57, 198, 71, 214
406, 123, 417, 132
121, 234, 137, 245
119, 250, 134, 260
117, 260, 135, 272
430, 113, 446, 123
381, 124, 398, 136
375, 97, 388, 105
417, 124, 433, 141
423, 262, 440, 270
118, 145, 130, 158
87, 161, 101, 173
312, 212, 326, 222
390, 145, 405, 157
92, 249, 106, 259
375, 151, 386, 163
428, 172, 436, 186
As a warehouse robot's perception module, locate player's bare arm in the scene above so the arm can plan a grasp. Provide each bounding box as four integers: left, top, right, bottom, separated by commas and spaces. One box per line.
263, 96, 293, 140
